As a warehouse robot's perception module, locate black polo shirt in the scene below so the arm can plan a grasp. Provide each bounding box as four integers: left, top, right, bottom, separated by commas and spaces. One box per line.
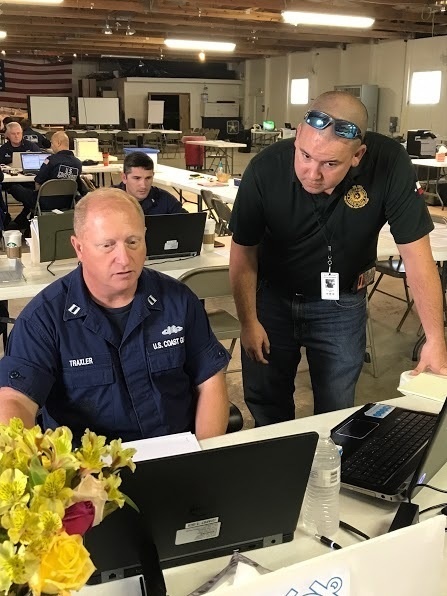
113, 182, 186, 215
229, 133, 433, 296
35, 150, 83, 193
0, 140, 41, 165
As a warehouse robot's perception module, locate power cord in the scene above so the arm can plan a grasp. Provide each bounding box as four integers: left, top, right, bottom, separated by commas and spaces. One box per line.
419, 503, 447, 516
408, 483, 447, 504
339, 519, 370, 541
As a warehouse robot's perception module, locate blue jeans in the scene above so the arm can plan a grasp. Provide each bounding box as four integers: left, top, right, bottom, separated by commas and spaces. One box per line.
242, 280, 367, 426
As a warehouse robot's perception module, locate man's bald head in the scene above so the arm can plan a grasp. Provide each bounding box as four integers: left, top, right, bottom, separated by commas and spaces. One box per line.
309, 91, 368, 139
51, 131, 70, 152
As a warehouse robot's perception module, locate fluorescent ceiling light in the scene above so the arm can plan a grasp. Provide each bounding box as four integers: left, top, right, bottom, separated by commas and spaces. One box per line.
164, 39, 235, 52
0, 32, 6, 39
1, 0, 63, 4
101, 55, 144, 59
282, 11, 374, 28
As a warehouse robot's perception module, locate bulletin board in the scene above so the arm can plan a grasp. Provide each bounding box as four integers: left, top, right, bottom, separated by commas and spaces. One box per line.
77, 97, 120, 125
147, 100, 165, 125
28, 96, 70, 125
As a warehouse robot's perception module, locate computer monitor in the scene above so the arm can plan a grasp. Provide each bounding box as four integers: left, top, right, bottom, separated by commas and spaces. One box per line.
262, 120, 275, 131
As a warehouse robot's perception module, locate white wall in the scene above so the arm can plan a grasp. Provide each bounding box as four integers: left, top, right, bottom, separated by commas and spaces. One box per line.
117, 78, 242, 128
244, 34, 447, 138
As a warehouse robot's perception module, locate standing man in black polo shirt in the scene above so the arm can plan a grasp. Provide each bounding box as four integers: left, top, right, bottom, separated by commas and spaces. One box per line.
9, 131, 82, 228
20, 118, 52, 149
113, 151, 186, 215
229, 90, 447, 426
0, 121, 40, 164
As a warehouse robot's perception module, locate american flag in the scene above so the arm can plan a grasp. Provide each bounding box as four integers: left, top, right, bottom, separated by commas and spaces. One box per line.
0, 58, 72, 110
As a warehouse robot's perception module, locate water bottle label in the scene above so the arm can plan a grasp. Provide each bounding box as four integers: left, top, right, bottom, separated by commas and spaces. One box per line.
310, 467, 340, 487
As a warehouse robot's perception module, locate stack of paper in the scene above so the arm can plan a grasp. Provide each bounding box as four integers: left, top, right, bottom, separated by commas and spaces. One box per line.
398, 371, 447, 402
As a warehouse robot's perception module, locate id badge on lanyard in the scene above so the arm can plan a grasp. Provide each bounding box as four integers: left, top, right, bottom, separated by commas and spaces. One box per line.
321, 245, 339, 300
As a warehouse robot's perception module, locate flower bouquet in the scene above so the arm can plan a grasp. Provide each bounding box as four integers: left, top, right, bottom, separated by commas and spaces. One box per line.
0, 418, 136, 596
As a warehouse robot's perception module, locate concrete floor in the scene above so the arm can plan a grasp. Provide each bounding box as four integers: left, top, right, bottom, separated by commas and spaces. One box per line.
2, 144, 444, 429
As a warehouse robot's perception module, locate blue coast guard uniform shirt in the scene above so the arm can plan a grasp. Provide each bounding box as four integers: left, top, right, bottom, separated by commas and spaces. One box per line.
0, 266, 230, 443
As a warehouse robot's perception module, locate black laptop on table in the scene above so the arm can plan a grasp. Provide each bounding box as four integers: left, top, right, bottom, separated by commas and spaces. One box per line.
145, 212, 206, 260
331, 399, 447, 501
20, 152, 47, 175
85, 431, 318, 586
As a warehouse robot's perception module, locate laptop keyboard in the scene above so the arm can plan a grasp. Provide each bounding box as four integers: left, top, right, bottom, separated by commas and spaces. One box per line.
342, 411, 437, 486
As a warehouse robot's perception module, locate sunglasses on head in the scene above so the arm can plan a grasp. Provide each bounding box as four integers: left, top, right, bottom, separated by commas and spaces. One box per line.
304, 110, 363, 140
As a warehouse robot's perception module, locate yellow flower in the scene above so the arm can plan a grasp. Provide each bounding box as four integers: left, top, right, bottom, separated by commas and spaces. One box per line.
40, 427, 80, 474
31, 468, 73, 518
1, 505, 62, 548
75, 430, 108, 473
71, 474, 108, 526
0, 469, 29, 515
29, 531, 95, 595
108, 439, 136, 473
0, 540, 39, 593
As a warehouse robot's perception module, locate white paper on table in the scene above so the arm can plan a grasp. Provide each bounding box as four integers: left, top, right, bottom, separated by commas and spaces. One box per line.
122, 431, 201, 462
398, 370, 447, 402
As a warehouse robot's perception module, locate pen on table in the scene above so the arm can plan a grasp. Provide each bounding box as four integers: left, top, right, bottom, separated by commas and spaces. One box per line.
315, 534, 342, 550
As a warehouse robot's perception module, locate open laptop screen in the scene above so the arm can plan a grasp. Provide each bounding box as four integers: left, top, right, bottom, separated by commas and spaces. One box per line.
85, 431, 318, 582
21, 152, 47, 172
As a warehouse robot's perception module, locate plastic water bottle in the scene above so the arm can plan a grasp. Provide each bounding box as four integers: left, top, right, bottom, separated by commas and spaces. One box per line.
301, 430, 341, 537
216, 160, 224, 175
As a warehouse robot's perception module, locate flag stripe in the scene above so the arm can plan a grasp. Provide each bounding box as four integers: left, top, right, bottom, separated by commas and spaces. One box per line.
0, 58, 72, 110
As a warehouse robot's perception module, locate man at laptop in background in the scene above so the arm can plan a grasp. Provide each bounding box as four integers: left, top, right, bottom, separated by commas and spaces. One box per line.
0, 188, 230, 443
113, 151, 187, 215
8, 131, 83, 229
0, 121, 40, 164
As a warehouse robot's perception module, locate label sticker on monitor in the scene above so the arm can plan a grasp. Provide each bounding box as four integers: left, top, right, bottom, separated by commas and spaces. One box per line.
175, 517, 221, 545
365, 404, 395, 419
164, 239, 179, 251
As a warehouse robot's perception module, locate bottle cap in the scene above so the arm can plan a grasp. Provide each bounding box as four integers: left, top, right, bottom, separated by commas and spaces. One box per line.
318, 428, 331, 439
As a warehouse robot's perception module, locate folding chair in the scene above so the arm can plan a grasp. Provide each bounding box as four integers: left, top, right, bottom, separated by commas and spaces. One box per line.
178, 265, 242, 431
34, 179, 78, 216
211, 197, 232, 236
368, 256, 413, 332
200, 189, 219, 223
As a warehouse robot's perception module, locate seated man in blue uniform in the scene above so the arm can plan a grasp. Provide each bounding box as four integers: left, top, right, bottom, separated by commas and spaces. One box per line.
0, 121, 40, 164
0, 188, 230, 443
20, 118, 52, 149
9, 130, 83, 229
113, 151, 187, 215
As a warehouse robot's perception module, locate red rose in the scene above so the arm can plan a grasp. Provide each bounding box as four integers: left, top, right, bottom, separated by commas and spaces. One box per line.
63, 501, 95, 536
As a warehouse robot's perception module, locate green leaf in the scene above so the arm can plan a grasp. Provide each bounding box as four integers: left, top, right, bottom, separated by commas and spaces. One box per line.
28, 454, 48, 487
123, 493, 140, 513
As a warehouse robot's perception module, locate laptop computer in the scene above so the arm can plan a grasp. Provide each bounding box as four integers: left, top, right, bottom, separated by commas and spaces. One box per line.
145, 212, 206, 260
331, 399, 447, 501
20, 152, 47, 175
85, 431, 318, 584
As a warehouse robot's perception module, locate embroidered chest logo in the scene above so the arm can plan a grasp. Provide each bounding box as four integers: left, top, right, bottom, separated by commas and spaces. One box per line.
344, 185, 369, 209
153, 325, 185, 350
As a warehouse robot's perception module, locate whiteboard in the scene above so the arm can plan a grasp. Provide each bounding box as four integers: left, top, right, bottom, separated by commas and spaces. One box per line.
147, 100, 164, 125
28, 96, 70, 125
77, 97, 120, 125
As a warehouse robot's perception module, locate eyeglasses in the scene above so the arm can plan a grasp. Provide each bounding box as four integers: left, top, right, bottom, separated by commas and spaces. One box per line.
304, 110, 363, 140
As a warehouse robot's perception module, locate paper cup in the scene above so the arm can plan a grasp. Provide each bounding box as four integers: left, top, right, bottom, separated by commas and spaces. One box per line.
203, 219, 216, 252
436, 152, 446, 162
3, 230, 22, 259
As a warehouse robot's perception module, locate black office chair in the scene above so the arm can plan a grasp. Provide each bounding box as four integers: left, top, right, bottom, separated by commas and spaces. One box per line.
34, 179, 78, 216
227, 403, 243, 433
